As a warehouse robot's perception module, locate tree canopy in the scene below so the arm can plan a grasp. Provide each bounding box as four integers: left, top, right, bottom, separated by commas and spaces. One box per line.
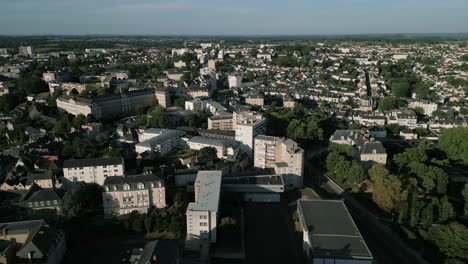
61, 182, 103, 219
439, 127, 468, 165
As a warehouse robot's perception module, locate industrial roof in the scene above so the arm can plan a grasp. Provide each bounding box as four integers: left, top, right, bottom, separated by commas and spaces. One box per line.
297, 199, 373, 260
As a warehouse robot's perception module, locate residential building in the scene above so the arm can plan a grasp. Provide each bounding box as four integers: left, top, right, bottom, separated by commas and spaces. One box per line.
283, 95, 297, 108
63, 157, 125, 185
155, 90, 171, 108
56, 88, 158, 119
208, 115, 234, 131
245, 94, 264, 106
297, 200, 373, 264
0, 220, 66, 264
135, 129, 185, 156
25, 170, 54, 189
186, 171, 222, 249
0, 82, 14, 96
408, 100, 438, 116
234, 111, 267, 157
187, 136, 240, 159
254, 135, 304, 188
18, 46, 34, 56
360, 142, 387, 166
102, 174, 166, 216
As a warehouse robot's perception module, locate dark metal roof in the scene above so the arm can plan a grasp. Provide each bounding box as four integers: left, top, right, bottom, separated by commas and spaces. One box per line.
297, 199, 373, 260
63, 157, 123, 168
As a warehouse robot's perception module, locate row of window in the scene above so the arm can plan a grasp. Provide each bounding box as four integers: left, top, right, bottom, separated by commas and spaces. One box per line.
29, 200, 58, 207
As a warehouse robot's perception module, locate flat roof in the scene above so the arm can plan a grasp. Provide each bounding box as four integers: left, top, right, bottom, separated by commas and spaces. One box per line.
221, 175, 283, 185
187, 171, 222, 213
297, 199, 373, 260
63, 157, 123, 168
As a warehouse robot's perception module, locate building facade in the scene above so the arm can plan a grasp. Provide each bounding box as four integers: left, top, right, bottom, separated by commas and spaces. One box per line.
102, 174, 166, 216
63, 157, 125, 185
254, 135, 304, 188
186, 171, 222, 249
234, 111, 267, 157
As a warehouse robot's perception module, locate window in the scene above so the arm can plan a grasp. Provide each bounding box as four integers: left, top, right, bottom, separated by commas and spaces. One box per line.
103, 165, 107, 168
34, 202, 39, 207
53, 200, 58, 205
105, 186, 109, 192
28, 202, 33, 207
150, 183, 155, 188
46, 201, 51, 206
200, 215, 208, 219
137, 183, 144, 190
199, 222, 207, 227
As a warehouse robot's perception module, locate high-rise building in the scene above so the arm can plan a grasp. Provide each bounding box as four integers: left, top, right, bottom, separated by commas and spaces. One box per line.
18, 46, 34, 56
234, 111, 266, 157
254, 135, 304, 188
186, 171, 222, 250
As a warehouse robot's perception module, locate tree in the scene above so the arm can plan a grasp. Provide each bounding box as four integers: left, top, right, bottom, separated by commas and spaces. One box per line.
61, 182, 103, 219
423, 66, 438, 75
439, 127, 468, 165
200, 147, 217, 158
463, 183, 468, 217
368, 164, 404, 212
174, 96, 192, 108
147, 106, 170, 128
378, 97, 401, 111
0, 94, 23, 112
385, 124, 400, 136
420, 222, 468, 261
17, 74, 48, 94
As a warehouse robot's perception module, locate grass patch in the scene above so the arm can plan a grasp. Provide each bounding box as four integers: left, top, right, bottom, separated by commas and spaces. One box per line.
300, 188, 321, 200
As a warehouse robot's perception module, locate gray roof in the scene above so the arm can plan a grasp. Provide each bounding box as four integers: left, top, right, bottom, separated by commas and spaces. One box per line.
297, 199, 373, 260
103, 174, 164, 190
187, 171, 222, 213
137, 129, 185, 148
361, 142, 386, 154
63, 157, 123, 168
188, 136, 239, 148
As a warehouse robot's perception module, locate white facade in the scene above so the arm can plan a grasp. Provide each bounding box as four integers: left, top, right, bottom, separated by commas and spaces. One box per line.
186, 171, 222, 248
63, 158, 125, 185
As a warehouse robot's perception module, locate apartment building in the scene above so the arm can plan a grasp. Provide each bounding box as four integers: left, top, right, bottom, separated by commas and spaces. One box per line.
283, 95, 297, 108
185, 97, 212, 111
135, 128, 185, 156
208, 115, 234, 131
50, 82, 89, 95
186, 171, 222, 250
297, 200, 373, 264
102, 174, 166, 216
234, 111, 267, 157
254, 135, 304, 188
63, 157, 125, 185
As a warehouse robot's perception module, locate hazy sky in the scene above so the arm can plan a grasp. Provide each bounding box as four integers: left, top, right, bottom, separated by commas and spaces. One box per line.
1, 0, 468, 35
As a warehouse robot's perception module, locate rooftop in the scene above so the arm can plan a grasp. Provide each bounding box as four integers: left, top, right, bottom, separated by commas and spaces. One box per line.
187, 171, 222, 213
63, 157, 123, 168
297, 199, 373, 260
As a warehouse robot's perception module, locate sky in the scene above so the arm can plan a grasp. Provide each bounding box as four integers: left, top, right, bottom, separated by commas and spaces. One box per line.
1, 0, 468, 35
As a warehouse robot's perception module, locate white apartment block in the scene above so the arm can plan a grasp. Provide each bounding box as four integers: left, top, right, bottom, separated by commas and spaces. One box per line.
254, 136, 304, 188
63, 157, 125, 185
102, 174, 166, 216
234, 111, 267, 157
186, 171, 222, 250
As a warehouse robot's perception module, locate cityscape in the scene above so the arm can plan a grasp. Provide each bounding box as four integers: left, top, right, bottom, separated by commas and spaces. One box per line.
1, 1, 468, 264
